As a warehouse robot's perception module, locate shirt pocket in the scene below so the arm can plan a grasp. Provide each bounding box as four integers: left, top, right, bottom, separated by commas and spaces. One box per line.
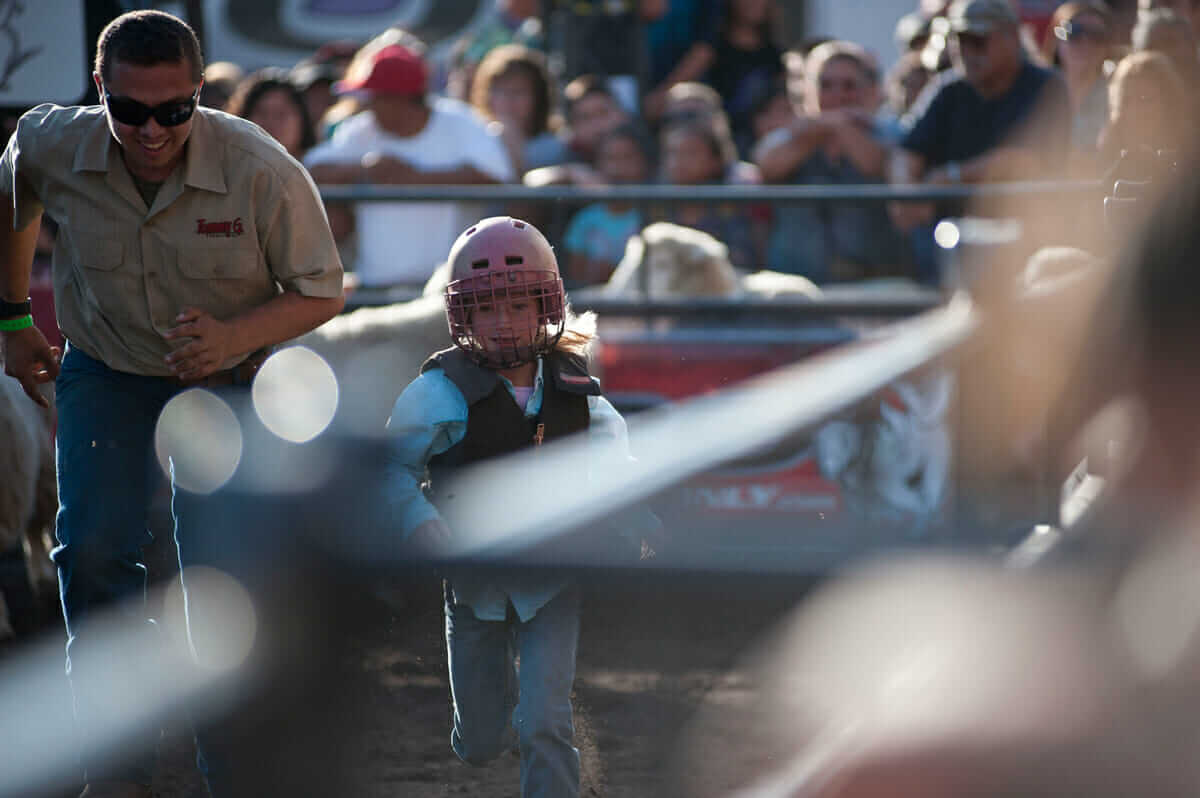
68, 232, 132, 314
176, 244, 271, 308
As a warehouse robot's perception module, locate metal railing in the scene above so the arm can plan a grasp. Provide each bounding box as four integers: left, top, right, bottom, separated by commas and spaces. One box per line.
318, 180, 1104, 205
323, 179, 1101, 309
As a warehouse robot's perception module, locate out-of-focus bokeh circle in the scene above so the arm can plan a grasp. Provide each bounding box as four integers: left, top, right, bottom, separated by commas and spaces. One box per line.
933, 220, 960, 249
164, 566, 258, 672
252, 347, 339, 444
155, 389, 243, 494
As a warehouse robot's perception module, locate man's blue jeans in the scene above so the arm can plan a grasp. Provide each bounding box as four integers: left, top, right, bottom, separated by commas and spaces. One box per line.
52, 346, 180, 785
445, 584, 581, 798
51, 346, 252, 792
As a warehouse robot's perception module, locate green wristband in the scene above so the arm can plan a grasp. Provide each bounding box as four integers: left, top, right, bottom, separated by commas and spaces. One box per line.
0, 314, 34, 331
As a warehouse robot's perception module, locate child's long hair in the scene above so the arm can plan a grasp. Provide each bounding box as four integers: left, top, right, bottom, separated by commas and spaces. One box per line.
555, 306, 597, 359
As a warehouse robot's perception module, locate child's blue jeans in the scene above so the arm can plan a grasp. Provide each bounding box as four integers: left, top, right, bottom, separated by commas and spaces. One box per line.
445, 583, 581, 798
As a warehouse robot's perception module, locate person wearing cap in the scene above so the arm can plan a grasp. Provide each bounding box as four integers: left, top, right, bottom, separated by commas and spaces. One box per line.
304, 42, 514, 291
888, 0, 1070, 278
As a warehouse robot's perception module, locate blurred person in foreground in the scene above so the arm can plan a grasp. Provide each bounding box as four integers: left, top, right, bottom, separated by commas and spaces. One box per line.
670, 159, 1200, 798
1132, 8, 1200, 87
889, 0, 1070, 282
225, 67, 316, 161
0, 10, 345, 797
756, 40, 908, 283
1037, 2, 1116, 177
304, 42, 513, 291
1138, 0, 1200, 40
1097, 51, 1194, 178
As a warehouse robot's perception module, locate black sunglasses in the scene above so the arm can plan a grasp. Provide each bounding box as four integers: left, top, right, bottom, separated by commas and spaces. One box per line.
102, 86, 200, 127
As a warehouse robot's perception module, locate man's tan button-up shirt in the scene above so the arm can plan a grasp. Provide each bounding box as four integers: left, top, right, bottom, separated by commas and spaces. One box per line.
0, 104, 344, 375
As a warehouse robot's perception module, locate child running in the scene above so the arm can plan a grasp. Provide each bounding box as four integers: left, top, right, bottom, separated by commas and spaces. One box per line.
385, 216, 653, 797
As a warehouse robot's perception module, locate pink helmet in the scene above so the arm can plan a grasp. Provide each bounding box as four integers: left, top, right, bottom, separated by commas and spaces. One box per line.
444, 217, 566, 369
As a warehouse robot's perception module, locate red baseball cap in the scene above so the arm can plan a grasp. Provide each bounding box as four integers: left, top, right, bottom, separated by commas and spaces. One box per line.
333, 44, 428, 97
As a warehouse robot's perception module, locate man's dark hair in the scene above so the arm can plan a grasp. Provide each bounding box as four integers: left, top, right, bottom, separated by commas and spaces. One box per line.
95, 10, 204, 84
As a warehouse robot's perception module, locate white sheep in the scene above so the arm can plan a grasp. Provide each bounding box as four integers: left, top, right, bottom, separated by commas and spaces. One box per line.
0, 377, 57, 640
602, 222, 823, 300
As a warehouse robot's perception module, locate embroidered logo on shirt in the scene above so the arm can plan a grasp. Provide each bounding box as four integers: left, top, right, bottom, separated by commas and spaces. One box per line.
195, 217, 244, 237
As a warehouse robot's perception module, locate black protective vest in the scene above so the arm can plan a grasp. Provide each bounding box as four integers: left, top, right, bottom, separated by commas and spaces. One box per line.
422, 348, 600, 503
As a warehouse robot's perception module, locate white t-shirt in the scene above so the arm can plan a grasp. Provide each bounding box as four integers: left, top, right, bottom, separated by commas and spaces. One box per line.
304, 97, 514, 286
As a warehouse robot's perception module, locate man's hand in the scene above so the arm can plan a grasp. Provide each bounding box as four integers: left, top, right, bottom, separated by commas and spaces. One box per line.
163, 307, 239, 380
1, 325, 60, 407
408, 518, 452, 556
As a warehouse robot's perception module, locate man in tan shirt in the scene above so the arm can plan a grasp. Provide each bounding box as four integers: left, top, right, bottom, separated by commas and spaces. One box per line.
0, 11, 343, 798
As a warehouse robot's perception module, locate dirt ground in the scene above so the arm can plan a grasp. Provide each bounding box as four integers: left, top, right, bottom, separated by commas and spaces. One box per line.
12, 573, 813, 798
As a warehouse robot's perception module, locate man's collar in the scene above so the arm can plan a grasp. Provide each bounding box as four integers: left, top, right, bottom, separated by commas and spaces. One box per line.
180, 109, 227, 194
71, 105, 227, 194
72, 107, 114, 173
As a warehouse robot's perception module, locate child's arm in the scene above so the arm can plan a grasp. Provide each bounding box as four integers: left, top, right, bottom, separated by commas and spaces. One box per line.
384, 369, 469, 541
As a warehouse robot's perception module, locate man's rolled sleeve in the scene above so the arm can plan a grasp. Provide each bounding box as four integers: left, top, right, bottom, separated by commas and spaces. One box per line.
0, 107, 48, 229
263, 163, 345, 297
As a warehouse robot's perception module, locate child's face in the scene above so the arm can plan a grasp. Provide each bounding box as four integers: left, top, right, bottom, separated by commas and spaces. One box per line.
663, 127, 722, 185
471, 289, 541, 356
597, 134, 649, 184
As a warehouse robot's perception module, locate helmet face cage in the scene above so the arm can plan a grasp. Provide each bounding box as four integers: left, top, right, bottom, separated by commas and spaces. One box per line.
446, 270, 565, 369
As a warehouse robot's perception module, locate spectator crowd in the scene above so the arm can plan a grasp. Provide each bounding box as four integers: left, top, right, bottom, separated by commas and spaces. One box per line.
24, 0, 1200, 291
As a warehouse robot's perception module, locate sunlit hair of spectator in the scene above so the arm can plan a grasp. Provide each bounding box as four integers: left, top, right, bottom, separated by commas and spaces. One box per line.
469, 43, 555, 138
661, 111, 738, 185
662, 81, 724, 121
783, 47, 807, 108
1104, 50, 1192, 160
803, 40, 881, 114
226, 68, 317, 159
